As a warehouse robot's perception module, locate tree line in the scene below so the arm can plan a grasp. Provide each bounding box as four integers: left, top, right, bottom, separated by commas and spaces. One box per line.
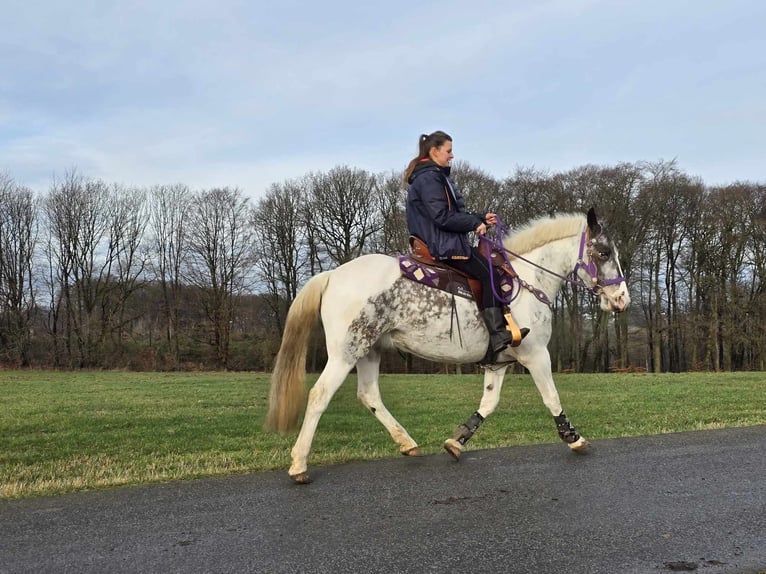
0, 161, 764, 373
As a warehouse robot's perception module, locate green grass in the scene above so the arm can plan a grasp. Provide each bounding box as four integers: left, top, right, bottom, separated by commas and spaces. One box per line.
1, 370, 764, 498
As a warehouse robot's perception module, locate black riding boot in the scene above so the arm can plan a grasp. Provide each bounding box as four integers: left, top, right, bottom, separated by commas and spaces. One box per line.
481, 307, 530, 355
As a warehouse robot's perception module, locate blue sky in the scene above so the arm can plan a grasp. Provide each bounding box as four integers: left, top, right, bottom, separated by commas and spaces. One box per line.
2, 0, 764, 198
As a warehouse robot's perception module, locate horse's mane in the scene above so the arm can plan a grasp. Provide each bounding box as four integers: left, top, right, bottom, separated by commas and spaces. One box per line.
503, 213, 585, 256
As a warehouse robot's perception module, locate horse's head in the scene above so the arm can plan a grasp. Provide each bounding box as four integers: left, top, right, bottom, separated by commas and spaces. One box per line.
575, 208, 631, 313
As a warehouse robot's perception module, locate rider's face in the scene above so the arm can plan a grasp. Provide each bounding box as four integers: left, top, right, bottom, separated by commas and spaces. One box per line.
429, 141, 454, 167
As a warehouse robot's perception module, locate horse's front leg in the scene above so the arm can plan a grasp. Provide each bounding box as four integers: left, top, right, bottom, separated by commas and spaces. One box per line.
523, 351, 589, 452
444, 365, 508, 460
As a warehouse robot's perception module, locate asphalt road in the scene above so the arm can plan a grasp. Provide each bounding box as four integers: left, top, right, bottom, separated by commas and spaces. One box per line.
2, 426, 765, 574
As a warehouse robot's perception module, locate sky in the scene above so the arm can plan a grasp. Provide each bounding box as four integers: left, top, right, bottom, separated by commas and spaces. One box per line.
2, 0, 765, 199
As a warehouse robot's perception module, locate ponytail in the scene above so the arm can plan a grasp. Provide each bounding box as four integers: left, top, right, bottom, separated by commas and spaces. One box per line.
403, 130, 452, 185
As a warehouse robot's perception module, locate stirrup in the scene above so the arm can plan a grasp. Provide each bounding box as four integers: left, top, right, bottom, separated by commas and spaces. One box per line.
504, 312, 528, 347
480, 331, 528, 365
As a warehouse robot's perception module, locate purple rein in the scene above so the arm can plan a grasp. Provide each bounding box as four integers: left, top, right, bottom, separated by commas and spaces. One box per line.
478, 216, 625, 307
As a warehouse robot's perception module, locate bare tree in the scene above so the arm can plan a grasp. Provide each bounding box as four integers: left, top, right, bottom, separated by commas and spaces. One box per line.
751, 190, 766, 369
100, 184, 149, 357
560, 163, 648, 371
0, 173, 37, 366
42, 172, 112, 367
369, 170, 409, 255
700, 184, 756, 371
3, 154, 765, 373
634, 160, 704, 372
41, 172, 149, 367
251, 179, 309, 333
450, 160, 503, 216
306, 165, 381, 266
582, 163, 646, 369
185, 187, 254, 368
149, 183, 191, 367
500, 167, 559, 225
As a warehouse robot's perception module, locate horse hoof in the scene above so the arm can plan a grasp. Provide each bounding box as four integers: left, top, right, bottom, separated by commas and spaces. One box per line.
402, 446, 423, 457
568, 437, 590, 453
444, 438, 463, 461
290, 472, 313, 484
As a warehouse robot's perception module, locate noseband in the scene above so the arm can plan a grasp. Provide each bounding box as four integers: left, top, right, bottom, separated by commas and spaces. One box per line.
571, 228, 626, 295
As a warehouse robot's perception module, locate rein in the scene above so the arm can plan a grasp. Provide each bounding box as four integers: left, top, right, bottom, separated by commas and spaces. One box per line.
478, 216, 624, 308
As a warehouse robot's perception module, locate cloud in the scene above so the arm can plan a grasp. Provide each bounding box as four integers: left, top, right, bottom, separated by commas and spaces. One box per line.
2, 0, 765, 196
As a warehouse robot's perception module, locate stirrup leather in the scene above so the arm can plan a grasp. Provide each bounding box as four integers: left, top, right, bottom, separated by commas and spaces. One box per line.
504, 311, 524, 347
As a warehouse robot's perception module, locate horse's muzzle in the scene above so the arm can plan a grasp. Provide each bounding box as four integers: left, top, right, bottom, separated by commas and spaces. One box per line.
602, 284, 630, 313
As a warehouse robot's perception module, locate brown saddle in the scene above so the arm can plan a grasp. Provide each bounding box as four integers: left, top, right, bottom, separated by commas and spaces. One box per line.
399, 237, 525, 346
410, 236, 516, 273
401, 236, 517, 308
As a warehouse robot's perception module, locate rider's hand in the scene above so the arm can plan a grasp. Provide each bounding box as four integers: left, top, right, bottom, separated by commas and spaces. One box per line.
475, 223, 487, 235
485, 213, 498, 225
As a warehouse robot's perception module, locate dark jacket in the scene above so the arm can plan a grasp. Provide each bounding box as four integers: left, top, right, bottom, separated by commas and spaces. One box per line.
406, 161, 487, 260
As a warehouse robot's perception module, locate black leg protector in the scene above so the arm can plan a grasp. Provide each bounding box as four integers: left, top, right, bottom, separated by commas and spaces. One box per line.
553, 411, 581, 444
451, 411, 485, 446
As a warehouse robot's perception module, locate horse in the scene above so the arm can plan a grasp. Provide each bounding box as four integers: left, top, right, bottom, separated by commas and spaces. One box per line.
265, 208, 630, 483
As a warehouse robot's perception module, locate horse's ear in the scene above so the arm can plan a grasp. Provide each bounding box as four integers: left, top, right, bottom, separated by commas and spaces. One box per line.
587, 207, 602, 235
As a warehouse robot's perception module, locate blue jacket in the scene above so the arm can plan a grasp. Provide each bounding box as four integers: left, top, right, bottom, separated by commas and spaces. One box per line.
406, 161, 486, 260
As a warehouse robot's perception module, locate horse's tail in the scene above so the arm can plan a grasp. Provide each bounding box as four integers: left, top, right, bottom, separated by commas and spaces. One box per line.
265, 271, 332, 433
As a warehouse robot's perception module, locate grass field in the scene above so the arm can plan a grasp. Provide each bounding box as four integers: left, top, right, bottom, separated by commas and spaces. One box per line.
1, 370, 764, 499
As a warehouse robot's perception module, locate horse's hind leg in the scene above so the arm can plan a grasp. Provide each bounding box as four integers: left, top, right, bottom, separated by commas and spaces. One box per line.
445, 365, 508, 460
289, 356, 354, 483
356, 350, 420, 456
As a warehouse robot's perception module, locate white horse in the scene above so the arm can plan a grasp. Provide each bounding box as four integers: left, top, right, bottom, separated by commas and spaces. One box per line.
266, 208, 630, 483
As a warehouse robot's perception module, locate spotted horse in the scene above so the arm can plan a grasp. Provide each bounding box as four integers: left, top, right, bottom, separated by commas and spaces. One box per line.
265, 208, 630, 483
400, 234, 529, 353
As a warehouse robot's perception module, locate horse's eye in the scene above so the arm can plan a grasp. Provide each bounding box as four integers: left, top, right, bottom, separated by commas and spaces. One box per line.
598, 249, 611, 261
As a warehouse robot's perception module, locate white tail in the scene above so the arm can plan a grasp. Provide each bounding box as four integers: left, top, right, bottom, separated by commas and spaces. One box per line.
264, 271, 332, 433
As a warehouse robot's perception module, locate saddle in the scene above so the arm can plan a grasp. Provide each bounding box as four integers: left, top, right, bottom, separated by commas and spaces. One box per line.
400, 236, 525, 346
399, 236, 517, 309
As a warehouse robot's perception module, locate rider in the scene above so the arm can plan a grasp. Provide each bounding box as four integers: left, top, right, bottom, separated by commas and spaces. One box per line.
404, 130, 529, 359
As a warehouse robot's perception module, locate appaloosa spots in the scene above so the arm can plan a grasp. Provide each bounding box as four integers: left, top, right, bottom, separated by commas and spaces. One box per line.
344, 278, 454, 363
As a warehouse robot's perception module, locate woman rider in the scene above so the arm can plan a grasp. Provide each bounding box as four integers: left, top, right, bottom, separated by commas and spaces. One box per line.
404, 130, 528, 360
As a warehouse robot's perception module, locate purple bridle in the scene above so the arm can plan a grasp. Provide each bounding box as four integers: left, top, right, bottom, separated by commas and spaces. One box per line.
479, 217, 626, 308
571, 227, 627, 294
